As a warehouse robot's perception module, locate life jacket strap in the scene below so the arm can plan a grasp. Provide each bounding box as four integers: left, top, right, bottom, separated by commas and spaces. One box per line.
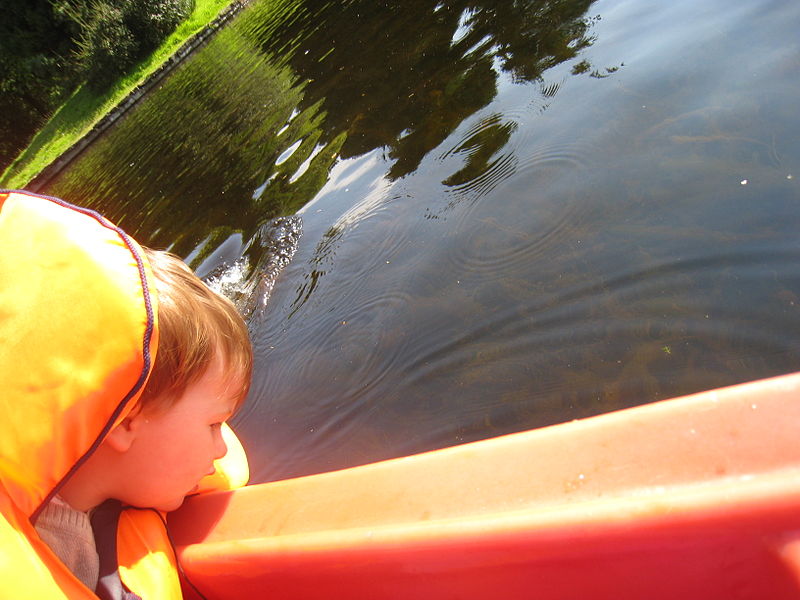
91, 500, 142, 600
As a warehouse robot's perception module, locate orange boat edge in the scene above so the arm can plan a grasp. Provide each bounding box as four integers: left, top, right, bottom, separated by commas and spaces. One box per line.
169, 372, 800, 599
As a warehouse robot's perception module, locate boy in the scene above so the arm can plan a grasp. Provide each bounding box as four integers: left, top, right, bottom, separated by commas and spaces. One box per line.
0, 190, 252, 599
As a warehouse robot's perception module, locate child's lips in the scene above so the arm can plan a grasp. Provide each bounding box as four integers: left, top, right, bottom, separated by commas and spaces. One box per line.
187, 469, 217, 495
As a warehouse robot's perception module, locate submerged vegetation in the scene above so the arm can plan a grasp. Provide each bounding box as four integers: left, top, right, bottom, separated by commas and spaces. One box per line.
0, 0, 234, 188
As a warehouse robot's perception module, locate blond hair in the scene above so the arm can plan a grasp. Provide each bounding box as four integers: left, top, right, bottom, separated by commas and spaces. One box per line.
138, 248, 253, 413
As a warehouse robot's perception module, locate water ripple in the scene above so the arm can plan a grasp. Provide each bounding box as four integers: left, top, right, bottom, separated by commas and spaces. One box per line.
238, 289, 416, 475
436, 94, 595, 221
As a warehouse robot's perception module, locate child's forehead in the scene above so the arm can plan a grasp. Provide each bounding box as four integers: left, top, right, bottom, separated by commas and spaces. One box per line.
215, 350, 251, 405
210, 363, 249, 412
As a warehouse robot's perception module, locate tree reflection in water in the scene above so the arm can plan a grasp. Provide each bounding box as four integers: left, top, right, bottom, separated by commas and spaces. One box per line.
47, 0, 603, 264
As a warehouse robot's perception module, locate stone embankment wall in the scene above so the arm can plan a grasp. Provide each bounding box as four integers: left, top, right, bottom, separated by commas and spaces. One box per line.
29, 0, 250, 192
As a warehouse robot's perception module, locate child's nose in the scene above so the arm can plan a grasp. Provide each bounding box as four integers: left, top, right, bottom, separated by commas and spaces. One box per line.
214, 426, 228, 460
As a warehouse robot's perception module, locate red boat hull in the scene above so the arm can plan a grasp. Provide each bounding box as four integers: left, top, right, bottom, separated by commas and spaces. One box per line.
169, 372, 800, 599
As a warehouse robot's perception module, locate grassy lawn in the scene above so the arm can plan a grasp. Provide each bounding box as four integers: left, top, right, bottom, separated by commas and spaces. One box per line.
0, 0, 237, 190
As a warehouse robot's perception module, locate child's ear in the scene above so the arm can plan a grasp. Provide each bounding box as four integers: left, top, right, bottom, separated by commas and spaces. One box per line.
103, 413, 142, 453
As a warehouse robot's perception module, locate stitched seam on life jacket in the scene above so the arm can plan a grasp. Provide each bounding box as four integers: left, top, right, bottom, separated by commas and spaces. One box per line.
11, 190, 157, 523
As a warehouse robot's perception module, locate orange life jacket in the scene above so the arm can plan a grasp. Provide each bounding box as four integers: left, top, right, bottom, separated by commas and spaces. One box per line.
0, 190, 248, 599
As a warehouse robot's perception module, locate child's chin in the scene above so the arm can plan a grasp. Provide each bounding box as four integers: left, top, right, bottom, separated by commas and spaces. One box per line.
156, 495, 188, 513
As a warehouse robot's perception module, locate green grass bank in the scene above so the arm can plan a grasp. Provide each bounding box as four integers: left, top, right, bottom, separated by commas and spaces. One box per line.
0, 0, 237, 190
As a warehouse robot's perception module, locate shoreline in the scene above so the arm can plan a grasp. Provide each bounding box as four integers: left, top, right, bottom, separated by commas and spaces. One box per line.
8, 0, 249, 193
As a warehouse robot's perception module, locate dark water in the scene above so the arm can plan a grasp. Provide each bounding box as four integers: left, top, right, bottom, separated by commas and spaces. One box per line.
43, 0, 800, 482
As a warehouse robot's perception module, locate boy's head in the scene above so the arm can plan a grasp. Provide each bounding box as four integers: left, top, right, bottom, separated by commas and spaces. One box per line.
139, 248, 253, 415
59, 248, 253, 513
